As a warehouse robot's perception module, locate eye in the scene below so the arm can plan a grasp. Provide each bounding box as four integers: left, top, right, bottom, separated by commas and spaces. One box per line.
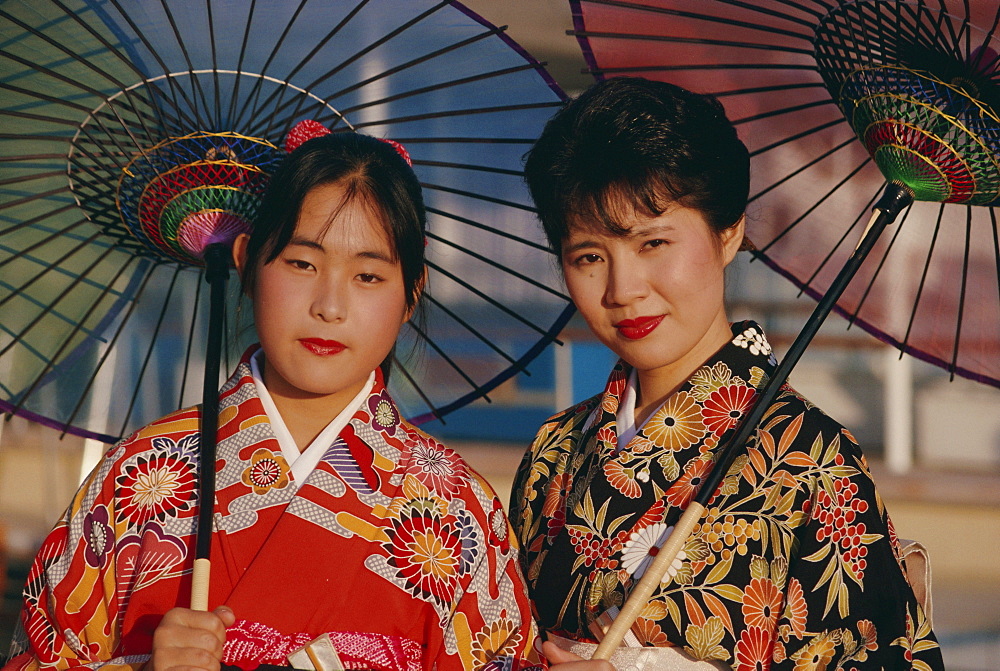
644, 239, 668, 250
571, 252, 602, 266
287, 258, 315, 271
357, 272, 383, 284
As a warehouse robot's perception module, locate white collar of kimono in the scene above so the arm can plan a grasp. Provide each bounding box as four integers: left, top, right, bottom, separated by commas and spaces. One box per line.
249, 348, 374, 485
615, 367, 640, 452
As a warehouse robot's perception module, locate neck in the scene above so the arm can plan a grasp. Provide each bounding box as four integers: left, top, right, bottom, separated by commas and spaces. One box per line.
270, 394, 353, 452
633, 315, 733, 427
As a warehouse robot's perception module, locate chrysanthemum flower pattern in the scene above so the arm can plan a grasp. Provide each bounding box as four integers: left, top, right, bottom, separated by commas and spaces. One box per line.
115, 448, 197, 526
643, 391, 706, 451
406, 441, 468, 496
383, 499, 463, 609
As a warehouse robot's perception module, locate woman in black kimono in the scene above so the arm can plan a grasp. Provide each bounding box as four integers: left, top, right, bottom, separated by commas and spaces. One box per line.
510, 77, 943, 671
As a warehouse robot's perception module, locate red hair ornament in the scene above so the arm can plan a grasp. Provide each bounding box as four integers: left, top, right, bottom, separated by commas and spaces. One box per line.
284, 120, 412, 166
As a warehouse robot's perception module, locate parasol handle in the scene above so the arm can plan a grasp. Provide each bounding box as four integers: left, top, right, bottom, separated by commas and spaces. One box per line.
592, 502, 705, 660
191, 243, 230, 611
589, 182, 914, 658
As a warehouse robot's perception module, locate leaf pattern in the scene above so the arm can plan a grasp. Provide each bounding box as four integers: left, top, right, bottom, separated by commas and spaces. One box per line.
510, 321, 943, 670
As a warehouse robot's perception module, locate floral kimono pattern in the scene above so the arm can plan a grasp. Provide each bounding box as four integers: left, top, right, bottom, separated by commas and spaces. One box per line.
6, 347, 542, 671
510, 322, 943, 670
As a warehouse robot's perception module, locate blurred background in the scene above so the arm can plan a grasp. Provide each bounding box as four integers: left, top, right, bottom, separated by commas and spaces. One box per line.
2, 1, 999, 669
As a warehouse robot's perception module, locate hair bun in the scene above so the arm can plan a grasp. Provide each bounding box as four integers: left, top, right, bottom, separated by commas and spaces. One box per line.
284, 120, 331, 153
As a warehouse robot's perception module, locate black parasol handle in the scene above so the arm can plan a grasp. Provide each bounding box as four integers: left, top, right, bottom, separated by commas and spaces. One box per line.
192, 242, 230, 611
695, 181, 914, 507
593, 181, 914, 659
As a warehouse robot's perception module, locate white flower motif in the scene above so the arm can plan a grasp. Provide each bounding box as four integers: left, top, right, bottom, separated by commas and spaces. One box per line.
734, 327, 772, 357
636, 468, 650, 483
620, 523, 686, 583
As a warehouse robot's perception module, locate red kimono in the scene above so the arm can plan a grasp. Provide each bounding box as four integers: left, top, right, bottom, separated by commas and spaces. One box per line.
5, 349, 542, 671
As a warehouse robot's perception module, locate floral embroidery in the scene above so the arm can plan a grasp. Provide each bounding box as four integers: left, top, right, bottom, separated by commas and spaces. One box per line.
664, 458, 712, 509
241, 448, 290, 495
733, 326, 771, 357
643, 390, 706, 450
471, 619, 521, 667
634, 617, 671, 646
83, 506, 113, 569
702, 383, 757, 436
854, 620, 878, 661
620, 523, 685, 581
603, 460, 642, 498
383, 498, 462, 608
742, 577, 782, 631
406, 440, 468, 496
454, 508, 482, 573
734, 626, 772, 671
783, 578, 809, 638
487, 498, 509, 548
368, 388, 399, 435
115, 448, 197, 526
791, 632, 838, 670
116, 523, 187, 602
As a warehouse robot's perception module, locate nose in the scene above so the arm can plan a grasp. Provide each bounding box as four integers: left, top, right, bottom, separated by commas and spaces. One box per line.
603, 258, 647, 307
310, 274, 347, 322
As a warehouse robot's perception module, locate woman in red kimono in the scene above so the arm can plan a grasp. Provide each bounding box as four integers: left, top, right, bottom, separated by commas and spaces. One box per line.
510, 77, 944, 670
5, 129, 542, 671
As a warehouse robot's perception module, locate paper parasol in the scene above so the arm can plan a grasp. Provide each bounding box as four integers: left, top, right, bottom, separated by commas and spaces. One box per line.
0, 0, 573, 445
571, 0, 1000, 389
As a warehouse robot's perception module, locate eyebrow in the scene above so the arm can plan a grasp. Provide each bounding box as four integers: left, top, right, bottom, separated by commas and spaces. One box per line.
287, 237, 396, 263
562, 223, 677, 254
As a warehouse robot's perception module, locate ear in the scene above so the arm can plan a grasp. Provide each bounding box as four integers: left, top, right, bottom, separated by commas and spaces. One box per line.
403, 266, 428, 323
231, 233, 251, 294
720, 215, 746, 266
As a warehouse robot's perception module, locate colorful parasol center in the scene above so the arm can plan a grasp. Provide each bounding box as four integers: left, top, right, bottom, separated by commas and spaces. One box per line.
117, 132, 283, 266
814, 1, 1000, 206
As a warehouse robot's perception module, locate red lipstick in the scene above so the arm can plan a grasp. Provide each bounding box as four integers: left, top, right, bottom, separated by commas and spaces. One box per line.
614, 315, 664, 340
300, 338, 345, 355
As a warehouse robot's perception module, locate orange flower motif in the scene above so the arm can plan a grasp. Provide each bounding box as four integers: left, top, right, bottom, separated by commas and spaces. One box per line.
665, 458, 712, 508
856, 620, 878, 659
542, 472, 572, 516
596, 425, 618, 450
241, 448, 290, 494
702, 383, 757, 435
633, 617, 671, 646
742, 577, 783, 631
471, 619, 520, 665
784, 579, 809, 638
604, 460, 642, 498
643, 391, 706, 450
735, 626, 773, 671
791, 634, 837, 671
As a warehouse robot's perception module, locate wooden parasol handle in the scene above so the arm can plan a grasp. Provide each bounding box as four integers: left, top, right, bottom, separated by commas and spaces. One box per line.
592, 503, 705, 659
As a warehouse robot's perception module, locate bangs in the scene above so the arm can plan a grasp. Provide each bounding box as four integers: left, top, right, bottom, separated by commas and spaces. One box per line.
566, 176, 690, 236
318, 175, 400, 263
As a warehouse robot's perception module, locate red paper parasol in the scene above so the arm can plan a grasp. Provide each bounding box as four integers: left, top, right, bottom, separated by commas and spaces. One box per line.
571, 0, 1000, 388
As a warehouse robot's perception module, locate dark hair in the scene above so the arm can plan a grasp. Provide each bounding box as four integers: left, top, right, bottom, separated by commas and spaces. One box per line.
242, 131, 425, 310
523, 77, 749, 251
242, 131, 426, 377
